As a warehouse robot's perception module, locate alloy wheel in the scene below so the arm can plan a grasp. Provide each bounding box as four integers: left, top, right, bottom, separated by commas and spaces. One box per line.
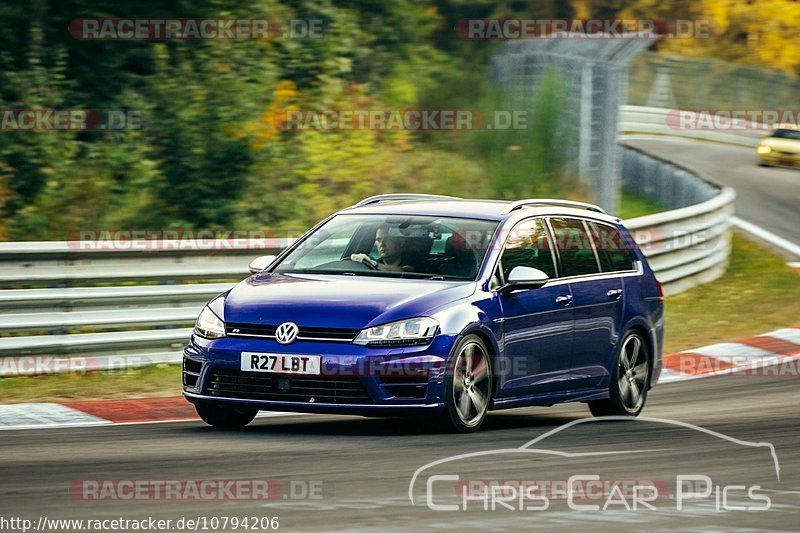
617, 334, 648, 414
452, 341, 491, 427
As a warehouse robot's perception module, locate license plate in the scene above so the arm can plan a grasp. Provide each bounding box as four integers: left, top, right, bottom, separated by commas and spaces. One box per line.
241, 352, 321, 375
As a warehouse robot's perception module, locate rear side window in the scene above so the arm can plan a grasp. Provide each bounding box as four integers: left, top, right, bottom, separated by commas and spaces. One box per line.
589, 222, 637, 272
499, 218, 557, 279
549, 218, 600, 277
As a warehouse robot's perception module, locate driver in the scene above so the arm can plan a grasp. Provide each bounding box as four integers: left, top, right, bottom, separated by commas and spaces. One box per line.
351, 225, 415, 272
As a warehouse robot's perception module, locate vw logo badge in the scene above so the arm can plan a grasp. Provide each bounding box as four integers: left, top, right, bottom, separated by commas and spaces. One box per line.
275, 321, 299, 345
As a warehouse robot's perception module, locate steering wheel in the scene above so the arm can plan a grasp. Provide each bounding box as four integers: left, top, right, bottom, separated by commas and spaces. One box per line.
348, 254, 379, 270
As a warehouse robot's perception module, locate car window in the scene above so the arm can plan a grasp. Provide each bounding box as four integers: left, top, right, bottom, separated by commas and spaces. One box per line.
589, 222, 637, 272
372, 225, 454, 256
498, 218, 557, 280
549, 217, 600, 277
588, 222, 614, 272
293, 222, 359, 269
428, 226, 453, 254
275, 214, 498, 280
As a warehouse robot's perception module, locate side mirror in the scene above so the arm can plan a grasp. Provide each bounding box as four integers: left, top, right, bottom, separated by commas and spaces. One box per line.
499, 266, 549, 293
249, 255, 277, 274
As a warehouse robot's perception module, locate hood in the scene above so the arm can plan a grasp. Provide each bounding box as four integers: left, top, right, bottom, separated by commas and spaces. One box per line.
222, 272, 475, 329
760, 137, 800, 153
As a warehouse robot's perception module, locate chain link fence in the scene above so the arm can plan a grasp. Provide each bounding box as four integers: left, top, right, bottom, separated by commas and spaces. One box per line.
491, 43, 799, 213
490, 38, 652, 213
627, 51, 800, 110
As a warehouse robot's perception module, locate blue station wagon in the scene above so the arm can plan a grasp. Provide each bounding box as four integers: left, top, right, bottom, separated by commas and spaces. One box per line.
183, 194, 664, 432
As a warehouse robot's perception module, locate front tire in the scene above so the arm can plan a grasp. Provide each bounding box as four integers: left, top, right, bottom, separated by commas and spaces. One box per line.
195, 402, 258, 427
440, 335, 492, 433
588, 330, 650, 418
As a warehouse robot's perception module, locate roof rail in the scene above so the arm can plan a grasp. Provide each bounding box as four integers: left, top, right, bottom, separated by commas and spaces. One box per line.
353, 194, 462, 208
501, 199, 606, 215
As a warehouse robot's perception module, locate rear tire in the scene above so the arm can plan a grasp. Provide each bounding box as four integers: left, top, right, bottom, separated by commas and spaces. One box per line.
588, 330, 650, 418
440, 335, 493, 433
195, 402, 258, 427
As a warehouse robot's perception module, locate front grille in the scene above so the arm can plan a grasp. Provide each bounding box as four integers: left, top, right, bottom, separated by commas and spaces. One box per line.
206, 368, 373, 404
226, 323, 359, 342
182, 356, 203, 388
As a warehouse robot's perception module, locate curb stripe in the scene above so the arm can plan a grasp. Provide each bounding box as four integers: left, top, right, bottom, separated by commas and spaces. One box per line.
0, 403, 109, 429
663, 352, 735, 374
766, 327, 800, 344
737, 335, 800, 355
61, 397, 198, 423
1, 325, 798, 431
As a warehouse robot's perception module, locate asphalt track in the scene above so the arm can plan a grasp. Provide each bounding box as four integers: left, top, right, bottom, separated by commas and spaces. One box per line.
624, 137, 800, 260
0, 140, 798, 532
0, 365, 798, 531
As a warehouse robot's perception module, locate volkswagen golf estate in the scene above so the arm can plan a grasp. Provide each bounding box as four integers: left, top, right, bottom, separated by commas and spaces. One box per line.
183, 194, 664, 432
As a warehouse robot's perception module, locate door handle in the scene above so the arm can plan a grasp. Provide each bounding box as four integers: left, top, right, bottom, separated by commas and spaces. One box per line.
607, 288, 624, 300
555, 295, 573, 306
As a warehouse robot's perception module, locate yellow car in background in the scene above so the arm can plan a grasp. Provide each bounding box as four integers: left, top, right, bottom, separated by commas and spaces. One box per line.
757, 127, 800, 168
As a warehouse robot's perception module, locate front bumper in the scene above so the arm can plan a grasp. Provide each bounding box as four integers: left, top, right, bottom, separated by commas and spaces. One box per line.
182, 333, 458, 414
183, 391, 443, 417
759, 152, 800, 168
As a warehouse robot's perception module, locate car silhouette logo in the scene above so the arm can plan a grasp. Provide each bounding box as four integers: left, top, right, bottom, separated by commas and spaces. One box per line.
275, 322, 299, 344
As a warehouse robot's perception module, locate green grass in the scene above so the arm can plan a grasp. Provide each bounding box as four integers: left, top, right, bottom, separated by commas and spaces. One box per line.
617, 191, 664, 219
0, 363, 181, 404
0, 231, 796, 404
664, 231, 800, 353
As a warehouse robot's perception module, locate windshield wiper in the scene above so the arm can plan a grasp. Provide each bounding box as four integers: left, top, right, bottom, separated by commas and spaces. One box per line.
278, 269, 470, 281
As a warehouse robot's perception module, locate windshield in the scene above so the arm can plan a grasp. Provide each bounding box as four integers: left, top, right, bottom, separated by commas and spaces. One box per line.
771, 128, 800, 140
273, 214, 499, 280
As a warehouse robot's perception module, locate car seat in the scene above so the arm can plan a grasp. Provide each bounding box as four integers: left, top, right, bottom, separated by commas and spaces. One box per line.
438, 232, 478, 278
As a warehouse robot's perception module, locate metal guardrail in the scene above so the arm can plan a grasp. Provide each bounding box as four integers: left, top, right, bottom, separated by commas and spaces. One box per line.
616, 103, 744, 294
625, 183, 734, 293
618, 105, 764, 148
0, 119, 738, 374
0, 240, 290, 285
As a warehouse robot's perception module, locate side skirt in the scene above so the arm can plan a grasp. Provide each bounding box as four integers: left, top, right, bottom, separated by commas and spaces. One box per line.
490, 387, 610, 411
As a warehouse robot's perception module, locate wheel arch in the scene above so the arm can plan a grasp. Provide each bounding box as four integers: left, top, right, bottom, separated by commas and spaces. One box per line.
456, 323, 501, 401
622, 320, 656, 389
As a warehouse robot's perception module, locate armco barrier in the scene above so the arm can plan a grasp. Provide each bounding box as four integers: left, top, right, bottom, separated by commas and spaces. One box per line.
618, 104, 765, 148
0, 210, 733, 372
0, 126, 737, 374
616, 104, 754, 293
620, 143, 735, 295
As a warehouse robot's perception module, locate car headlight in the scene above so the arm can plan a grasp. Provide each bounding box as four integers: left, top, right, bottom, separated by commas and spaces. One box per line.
353, 317, 439, 347
757, 145, 772, 154
194, 306, 226, 339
